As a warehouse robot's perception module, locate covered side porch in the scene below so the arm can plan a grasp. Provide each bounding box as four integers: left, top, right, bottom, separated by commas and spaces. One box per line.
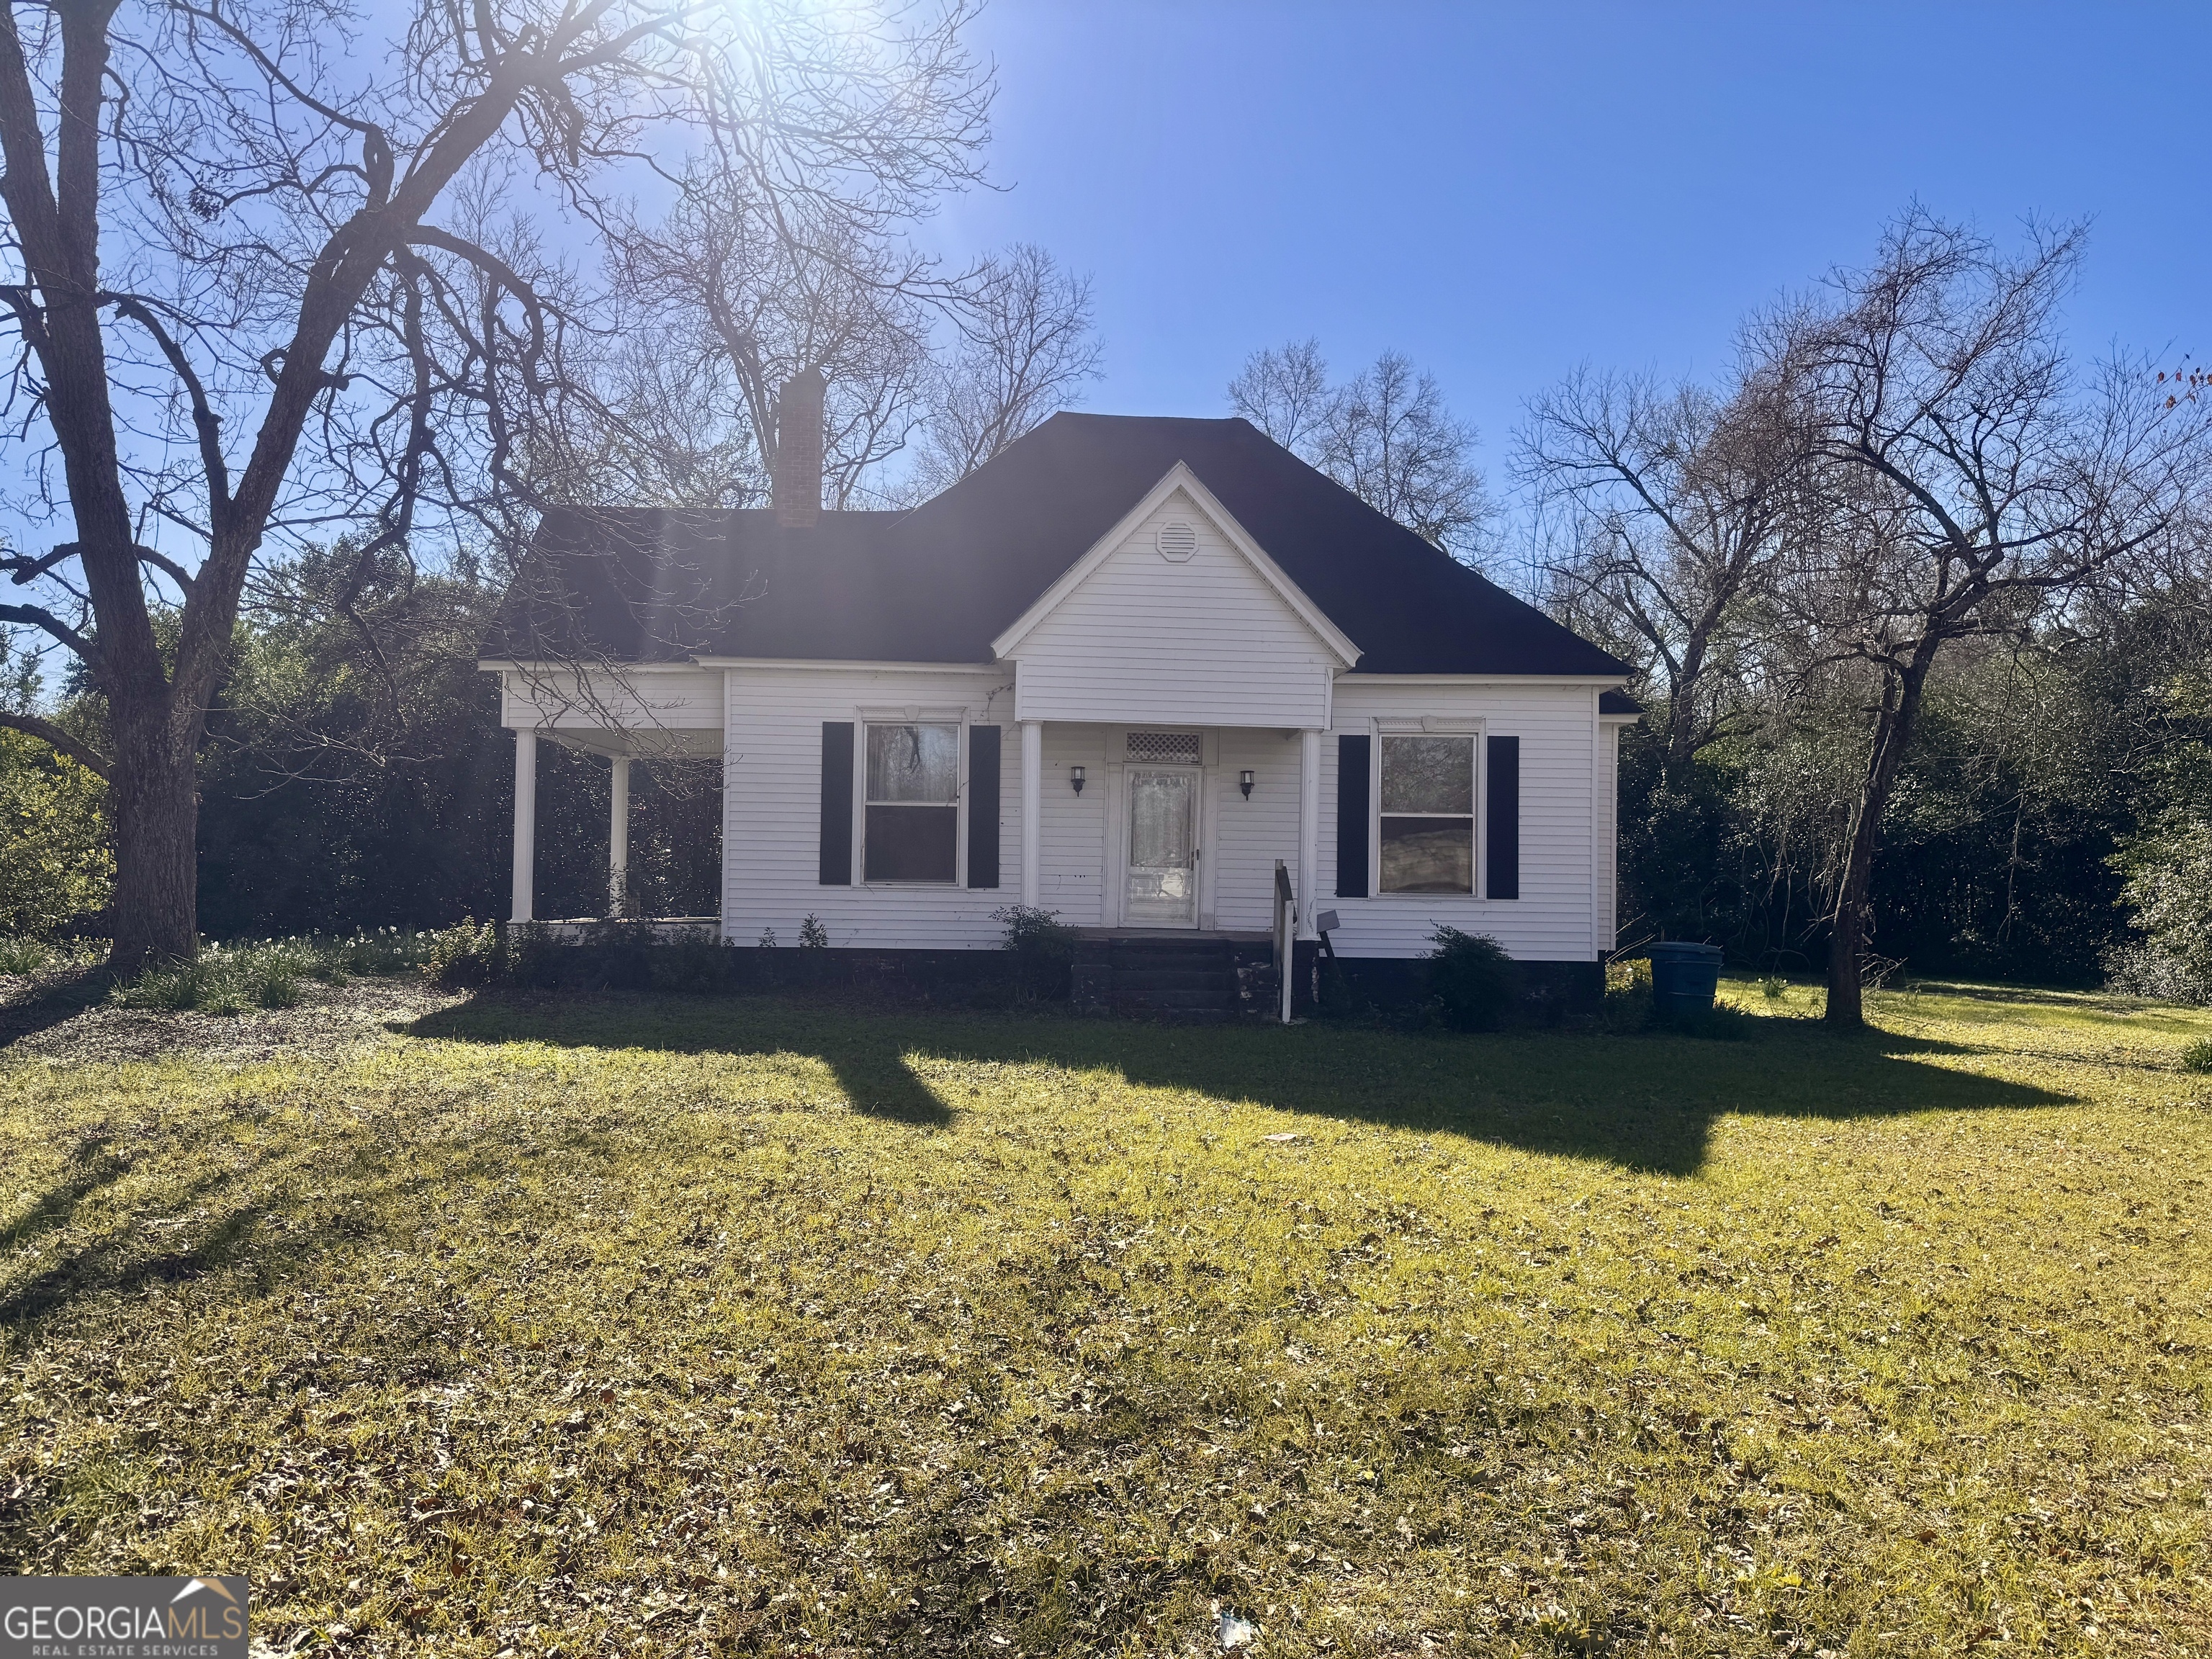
494, 662, 726, 925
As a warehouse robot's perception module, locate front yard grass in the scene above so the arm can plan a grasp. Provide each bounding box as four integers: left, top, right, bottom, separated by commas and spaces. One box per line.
1, 978, 2208, 1656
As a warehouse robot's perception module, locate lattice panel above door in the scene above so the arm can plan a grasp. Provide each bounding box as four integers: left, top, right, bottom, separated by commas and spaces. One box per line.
1126, 731, 1201, 765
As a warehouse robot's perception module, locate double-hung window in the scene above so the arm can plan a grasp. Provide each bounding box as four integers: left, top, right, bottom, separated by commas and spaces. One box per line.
1378, 734, 1475, 894
864, 722, 959, 881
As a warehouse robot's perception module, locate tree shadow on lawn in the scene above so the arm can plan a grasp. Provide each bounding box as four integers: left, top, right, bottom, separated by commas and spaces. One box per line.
0, 969, 112, 1051
0, 1115, 526, 1332
403, 993, 2070, 1177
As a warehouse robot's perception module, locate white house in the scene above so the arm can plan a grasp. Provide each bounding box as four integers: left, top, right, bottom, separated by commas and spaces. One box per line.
482, 387, 1637, 1015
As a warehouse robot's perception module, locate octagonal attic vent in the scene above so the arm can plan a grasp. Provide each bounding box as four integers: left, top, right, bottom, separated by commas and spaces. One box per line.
1154, 520, 1198, 562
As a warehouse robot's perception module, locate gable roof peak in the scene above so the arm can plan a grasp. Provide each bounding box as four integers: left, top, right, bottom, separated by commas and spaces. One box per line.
989, 459, 1361, 667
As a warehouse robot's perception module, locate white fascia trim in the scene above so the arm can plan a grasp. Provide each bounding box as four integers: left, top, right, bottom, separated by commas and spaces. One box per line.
1599, 713, 1642, 724
479, 658, 710, 674
695, 656, 1002, 674
988, 462, 1363, 668
1346, 673, 1632, 687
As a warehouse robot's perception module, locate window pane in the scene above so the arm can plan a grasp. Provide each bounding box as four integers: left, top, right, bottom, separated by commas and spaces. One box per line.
1379, 815, 1473, 893
1128, 770, 1195, 869
868, 723, 958, 804
865, 804, 958, 881
1380, 736, 1473, 814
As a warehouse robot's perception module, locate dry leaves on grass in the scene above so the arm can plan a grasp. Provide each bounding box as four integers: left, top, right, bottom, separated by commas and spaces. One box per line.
0, 984, 2208, 1655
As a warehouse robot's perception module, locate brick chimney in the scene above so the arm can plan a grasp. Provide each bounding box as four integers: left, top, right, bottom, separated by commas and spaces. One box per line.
773, 367, 826, 528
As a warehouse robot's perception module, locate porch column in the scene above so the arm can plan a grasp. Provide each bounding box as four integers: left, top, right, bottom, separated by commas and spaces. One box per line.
1298, 727, 1321, 938
510, 727, 537, 923
608, 754, 630, 916
1020, 719, 1043, 907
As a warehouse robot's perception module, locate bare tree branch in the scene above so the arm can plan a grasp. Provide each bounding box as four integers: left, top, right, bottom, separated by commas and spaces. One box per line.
0, 706, 112, 778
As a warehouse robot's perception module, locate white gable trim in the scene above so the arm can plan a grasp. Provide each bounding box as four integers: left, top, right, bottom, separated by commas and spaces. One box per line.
989, 462, 1362, 668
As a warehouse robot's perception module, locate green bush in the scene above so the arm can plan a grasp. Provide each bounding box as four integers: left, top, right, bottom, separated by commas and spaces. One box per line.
648, 927, 732, 992
110, 938, 317, 1014
425, 918, 505, 989
1758, 974, 1789, 1000
1423, 925, 1521, 1032
0, 935, 102, 977
2181, 1038, 2212, 1075
324, 927, 433, 979
992, 905, 1076, 1000
0, 728, 112, 940
2108, 814, 2212, 1004
1601, 956, 1653, 1033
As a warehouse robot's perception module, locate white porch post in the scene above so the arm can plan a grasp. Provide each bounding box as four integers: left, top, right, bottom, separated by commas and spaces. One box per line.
510, 727, 537, 923
1297, 727, 1321, 938
608, 754, 630, 916
1020, 719, 1043, 907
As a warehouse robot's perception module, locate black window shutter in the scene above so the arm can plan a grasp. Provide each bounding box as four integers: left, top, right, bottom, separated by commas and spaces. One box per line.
1486, 734, 1519, 900
966, 725, 1001, 889
819, 721, 853, 885
1335, 733, 1370, 898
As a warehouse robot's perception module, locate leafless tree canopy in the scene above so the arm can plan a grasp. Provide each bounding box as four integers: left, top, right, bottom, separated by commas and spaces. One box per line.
911, 243, 1100, 493
1231, 339, 1491, 562
0, 0, 994, 966
1528, 207, 2212, 1025
595, 211, 1095, 511
1758, 210, 2211, 1021
1519, 367, 1801, 775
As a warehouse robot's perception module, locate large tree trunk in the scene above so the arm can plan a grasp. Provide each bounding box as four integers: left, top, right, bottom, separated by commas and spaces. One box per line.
1825, 655, 1933, 1028
104, 693, 199, 971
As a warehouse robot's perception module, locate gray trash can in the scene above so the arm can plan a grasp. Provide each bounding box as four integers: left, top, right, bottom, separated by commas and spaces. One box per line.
1647, 942, 1723, 1024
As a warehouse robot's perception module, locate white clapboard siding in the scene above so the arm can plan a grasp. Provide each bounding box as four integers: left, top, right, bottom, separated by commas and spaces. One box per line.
712, 666, 1616, 958
1319, 680, 1604, 962
1213, 727, 1307, 932
503, 667, 724, 731
1006, 490, 1339, 729
1038, 725, 1110, 925
721, 665, 1019, 950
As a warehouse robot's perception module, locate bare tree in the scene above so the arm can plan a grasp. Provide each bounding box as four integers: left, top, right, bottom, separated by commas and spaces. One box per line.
1519, 366, 1800, 779
1230, 341, 1491, 562
612, 170, 943, 510
911, 242, 1100, 490
1760, 210, 2212, 1026
0, 0, 992, 967
1228, 338, 1331, 454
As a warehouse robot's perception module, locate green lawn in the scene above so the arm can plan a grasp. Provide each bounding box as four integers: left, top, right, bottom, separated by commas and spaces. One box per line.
1, 977, 2208, 1656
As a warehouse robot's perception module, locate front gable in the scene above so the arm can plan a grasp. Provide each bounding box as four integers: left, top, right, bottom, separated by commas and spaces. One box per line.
993, 464, 1359, 729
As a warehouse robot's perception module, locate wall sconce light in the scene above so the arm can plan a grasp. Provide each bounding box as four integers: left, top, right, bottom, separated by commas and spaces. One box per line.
1070, 765, 1086, 796
1239, 768, 1256, 799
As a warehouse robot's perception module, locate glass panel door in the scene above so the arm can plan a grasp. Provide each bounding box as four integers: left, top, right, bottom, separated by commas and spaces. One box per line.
1125, 768, 1198, 927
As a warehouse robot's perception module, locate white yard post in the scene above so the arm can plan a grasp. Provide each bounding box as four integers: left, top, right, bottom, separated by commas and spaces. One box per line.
510, 727, 537, 924
1020, 719, 1043, 908
608, 754, 630, 916
1298, 727, 1321, 939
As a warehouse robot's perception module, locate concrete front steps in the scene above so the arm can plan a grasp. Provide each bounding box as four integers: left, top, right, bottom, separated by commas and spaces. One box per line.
1070, 931, 1277, 1022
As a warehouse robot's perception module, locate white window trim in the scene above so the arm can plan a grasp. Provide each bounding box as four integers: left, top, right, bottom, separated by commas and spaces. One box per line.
855, 714, 971, 888
1370, 719, 1490, 900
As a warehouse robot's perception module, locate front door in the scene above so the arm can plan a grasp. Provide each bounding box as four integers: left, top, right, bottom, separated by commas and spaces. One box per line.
1124, 768, 1199, 927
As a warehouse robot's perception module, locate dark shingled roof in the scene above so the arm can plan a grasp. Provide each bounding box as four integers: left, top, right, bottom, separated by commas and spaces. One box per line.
1599, 690, 1643, 716
485, 413, 1630, 678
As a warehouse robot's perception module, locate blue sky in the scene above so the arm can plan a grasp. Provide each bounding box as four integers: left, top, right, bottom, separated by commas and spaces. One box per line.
932, 1, 2206, 488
